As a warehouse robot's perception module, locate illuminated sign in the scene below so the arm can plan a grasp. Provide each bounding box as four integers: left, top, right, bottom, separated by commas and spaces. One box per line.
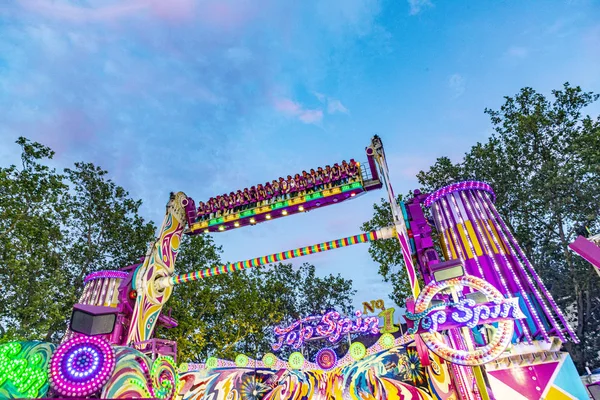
407, 275, 525, 366
362, 299, 399, 334
409, 298, 523, 334
272, 310, 379, 351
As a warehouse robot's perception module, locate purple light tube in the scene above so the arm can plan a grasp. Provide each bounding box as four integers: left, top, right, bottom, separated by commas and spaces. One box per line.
481, 193, 578, 343
459, 191, 512, 298
84, 270, 129, 284
466, 191, 535, 341
438, 197, 480, 284
448, 192, 486, 279
471, 192, 540, 342
424, 181, 496, 208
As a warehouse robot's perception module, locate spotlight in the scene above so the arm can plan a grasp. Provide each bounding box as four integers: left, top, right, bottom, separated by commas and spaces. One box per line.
218, 225, 225, 231
351, 193, 356, 197
282, 210, 288, 215
299, 206, 304, 211
250, 218, 256, 224
204, 229, 209, 233
266, 214, 271, 219
234, 222, 240, 227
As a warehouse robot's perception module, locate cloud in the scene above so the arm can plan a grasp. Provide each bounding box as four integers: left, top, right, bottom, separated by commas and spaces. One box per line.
273, 98, 324, 124
506, 46, 529, 58
16, 0, 198, 23
448, 73, 466, 98
314, 92, 349, 114
407, 0, 433, 15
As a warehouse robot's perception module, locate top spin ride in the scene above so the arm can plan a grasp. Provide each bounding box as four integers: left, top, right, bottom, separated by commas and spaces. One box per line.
0, 135, 589, 400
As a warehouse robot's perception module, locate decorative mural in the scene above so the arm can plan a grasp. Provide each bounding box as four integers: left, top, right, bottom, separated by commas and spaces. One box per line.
179, 344, 458, 400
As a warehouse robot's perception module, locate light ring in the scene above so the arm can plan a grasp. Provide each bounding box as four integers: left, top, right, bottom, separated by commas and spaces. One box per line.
49, 335, 115, 397
414, 275, 514, 366
315, 348, 337, 371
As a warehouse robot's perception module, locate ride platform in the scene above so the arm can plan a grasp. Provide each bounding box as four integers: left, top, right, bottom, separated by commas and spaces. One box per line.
187, 180, 370, 235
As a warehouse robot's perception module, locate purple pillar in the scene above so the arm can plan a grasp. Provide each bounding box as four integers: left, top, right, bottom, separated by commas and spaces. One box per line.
424, 181, 578, 344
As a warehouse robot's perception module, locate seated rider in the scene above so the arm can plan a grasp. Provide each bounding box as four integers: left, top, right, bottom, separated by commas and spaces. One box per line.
272, 179, 280, 201
304, 170, 314, 194
280, 176, 290, 199
265, 181, 273, 203
348, 159, 358, 182
315, 167, 324, 190
331, 163, 341, 186
341, 160, 349, 184
291, 174, 300, 197
197, 201, 205, 221
242, 188, 251, 210
324, 165, 332, 189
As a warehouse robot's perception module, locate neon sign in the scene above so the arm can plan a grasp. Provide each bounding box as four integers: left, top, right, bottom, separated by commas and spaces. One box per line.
272, 310, 379, 351
408, 298, 524, 334
408, 275, 525, 366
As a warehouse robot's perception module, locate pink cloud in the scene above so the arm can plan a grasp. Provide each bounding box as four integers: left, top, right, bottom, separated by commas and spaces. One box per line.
299, 109, 324, 124
273, 97, 323, 124
16, 0, 239, 24
274, 98, 302, 115
17, 0, 147, 22
314, 92, 349, 114
327, 99, 348, 114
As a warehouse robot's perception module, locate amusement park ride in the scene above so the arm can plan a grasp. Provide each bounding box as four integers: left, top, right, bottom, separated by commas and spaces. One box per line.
0, 136, 592, 400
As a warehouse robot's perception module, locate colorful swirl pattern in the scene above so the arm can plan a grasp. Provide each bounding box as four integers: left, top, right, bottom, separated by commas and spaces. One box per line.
127, 192, 188, 344
178, 344, 457, 400
0, 341, 55, 399
101, 346, 180, 400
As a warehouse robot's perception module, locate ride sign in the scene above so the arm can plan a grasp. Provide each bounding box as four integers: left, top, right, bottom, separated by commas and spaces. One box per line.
406, 275, 526, 366
410, 297, 524, 334
272, 310, 379, 351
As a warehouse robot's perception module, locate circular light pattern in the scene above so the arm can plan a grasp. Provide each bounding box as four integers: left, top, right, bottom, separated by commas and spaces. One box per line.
288, 352, 305, 369
205, 357, 218, 369
262, 353, 276, 368
424, 181, 496, 207
315, 348, 337, 371
349, 342, 367, 361
415, 275, 514, 366
235, 354, 249, 368
151, 356, 177, 399
49, 335, 115, 397
379, 333, 395, 349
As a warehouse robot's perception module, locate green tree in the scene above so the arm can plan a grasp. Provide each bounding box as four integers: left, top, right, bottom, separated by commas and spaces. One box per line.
0, 138, 156, 343
61, 163, 156, 304
363, 83, 600, 371
360, 196, 412, 307
0, 138, 68, 342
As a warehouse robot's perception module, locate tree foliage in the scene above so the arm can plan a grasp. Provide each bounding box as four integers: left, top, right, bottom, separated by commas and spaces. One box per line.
364, 83, 600, 371
0, 139, 68, 341
0, 138, 156, 343
157, 234, 356, 362
0, 137, 356, 365
360, 196, 412, 306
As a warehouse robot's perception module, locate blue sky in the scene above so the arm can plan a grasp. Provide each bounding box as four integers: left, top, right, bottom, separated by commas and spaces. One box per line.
1, 0, 599, 313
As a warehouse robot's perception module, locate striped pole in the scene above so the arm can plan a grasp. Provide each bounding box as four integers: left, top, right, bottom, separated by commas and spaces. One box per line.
158, 228, 393, 288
